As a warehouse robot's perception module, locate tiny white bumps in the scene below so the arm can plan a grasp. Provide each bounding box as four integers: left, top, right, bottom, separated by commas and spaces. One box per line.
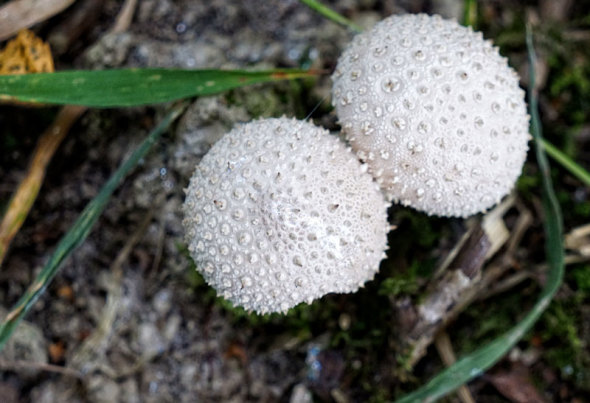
182, 118, 390, 314
332, 14, 530, 217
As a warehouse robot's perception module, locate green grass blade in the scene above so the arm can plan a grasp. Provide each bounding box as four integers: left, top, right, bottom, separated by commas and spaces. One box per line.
0, 68, 316, 107
0, 102, 187, 351
298, 0, 362, 32
541, 138, 590, 186
395, 26, 564, 403
463, 0, 478, 28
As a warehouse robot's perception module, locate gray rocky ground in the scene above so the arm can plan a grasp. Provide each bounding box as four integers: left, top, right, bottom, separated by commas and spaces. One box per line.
3, 1, 588, 402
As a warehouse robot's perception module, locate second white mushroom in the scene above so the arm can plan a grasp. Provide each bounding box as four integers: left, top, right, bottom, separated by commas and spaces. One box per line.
332, 14, 530, 217
183, 118, 390, 314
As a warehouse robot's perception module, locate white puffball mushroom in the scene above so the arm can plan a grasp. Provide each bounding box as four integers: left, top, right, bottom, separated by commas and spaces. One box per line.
332, 14, 530, 217
182, 117, 390, 314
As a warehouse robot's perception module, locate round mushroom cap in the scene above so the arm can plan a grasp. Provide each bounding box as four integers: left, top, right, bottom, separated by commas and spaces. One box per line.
182, 117, 390, 314
332, 14, 530, 217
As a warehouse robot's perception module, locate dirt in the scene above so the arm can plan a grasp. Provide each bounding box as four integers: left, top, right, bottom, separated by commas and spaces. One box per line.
1, 0, 589, 402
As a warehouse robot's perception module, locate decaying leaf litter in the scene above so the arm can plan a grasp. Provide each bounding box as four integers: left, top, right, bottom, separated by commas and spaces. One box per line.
1, 0, 590, 402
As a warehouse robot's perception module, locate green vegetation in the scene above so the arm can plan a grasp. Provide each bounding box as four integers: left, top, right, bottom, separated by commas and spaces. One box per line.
538, 265, 590, 390
2, 0, 590, 401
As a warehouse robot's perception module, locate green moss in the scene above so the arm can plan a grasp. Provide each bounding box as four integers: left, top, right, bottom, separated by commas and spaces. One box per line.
516, 172, 540, 197
224, 83, 293, 119
1, 133, 17, 151
572, 265, 590, 293
573, 202, 590, 218
530, 264, 590, 390
542, 302, 583, 357
454, 292, 525, 355
392, 210, 444, 249
367, 388, 390, 403
538, 299, 590, 389
550, 63, 590, 102
378, 259, 434, 297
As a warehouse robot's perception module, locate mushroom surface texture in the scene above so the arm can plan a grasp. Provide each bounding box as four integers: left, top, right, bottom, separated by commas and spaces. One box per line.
182, 117, 390, 314
331, 13, 530, 217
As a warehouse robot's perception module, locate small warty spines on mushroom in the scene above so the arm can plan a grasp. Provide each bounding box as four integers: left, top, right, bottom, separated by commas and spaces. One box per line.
182, 117, 390, 314
331, 13, 530, 217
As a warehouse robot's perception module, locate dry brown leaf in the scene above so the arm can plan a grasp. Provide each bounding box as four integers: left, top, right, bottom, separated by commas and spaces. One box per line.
48, 340, 66, 363
56, 284, 74, 301
0, 29, 54, 74
0, 0, 76, 41
488, 363, 548, 403
565, 223, 590, 257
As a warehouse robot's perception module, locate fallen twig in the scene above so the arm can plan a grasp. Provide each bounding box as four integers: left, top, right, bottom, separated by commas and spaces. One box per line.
109, 0, 137, 35
0, 358, 83, 379
0, 105, 86, 267
395, 222, 491, 368
394, 197, 534, 369
70, 207, 155, 374
434, 331, 476, 403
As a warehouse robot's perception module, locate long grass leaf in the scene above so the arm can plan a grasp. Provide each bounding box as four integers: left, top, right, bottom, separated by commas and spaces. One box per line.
298, 0, 362, 32
395, 26, 564, 403
463, 0, 478, 28
0, 103, 187, 351
541, 138, 590, 186
0, 68, 316, 107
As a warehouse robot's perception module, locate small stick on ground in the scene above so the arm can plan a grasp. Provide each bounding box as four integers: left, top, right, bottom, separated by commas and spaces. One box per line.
434, 331, 476, 403
394, 197, 528, 369
0, 358, 83, 379
0, 0, 76, 41
70, 207, 155, 374
395, 222, 492, 368
109, 0, 138, 35
0, 105, 86, 267
48, 0, 105, 55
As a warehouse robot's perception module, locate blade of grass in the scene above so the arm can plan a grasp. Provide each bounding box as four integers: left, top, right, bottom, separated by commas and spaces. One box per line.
541, 138, 590, 186
0, 68, 317, 107
395, 25, 564, 403
298, 0, 362, 33
0, 102, 187, 351
463, 0, 478, 28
